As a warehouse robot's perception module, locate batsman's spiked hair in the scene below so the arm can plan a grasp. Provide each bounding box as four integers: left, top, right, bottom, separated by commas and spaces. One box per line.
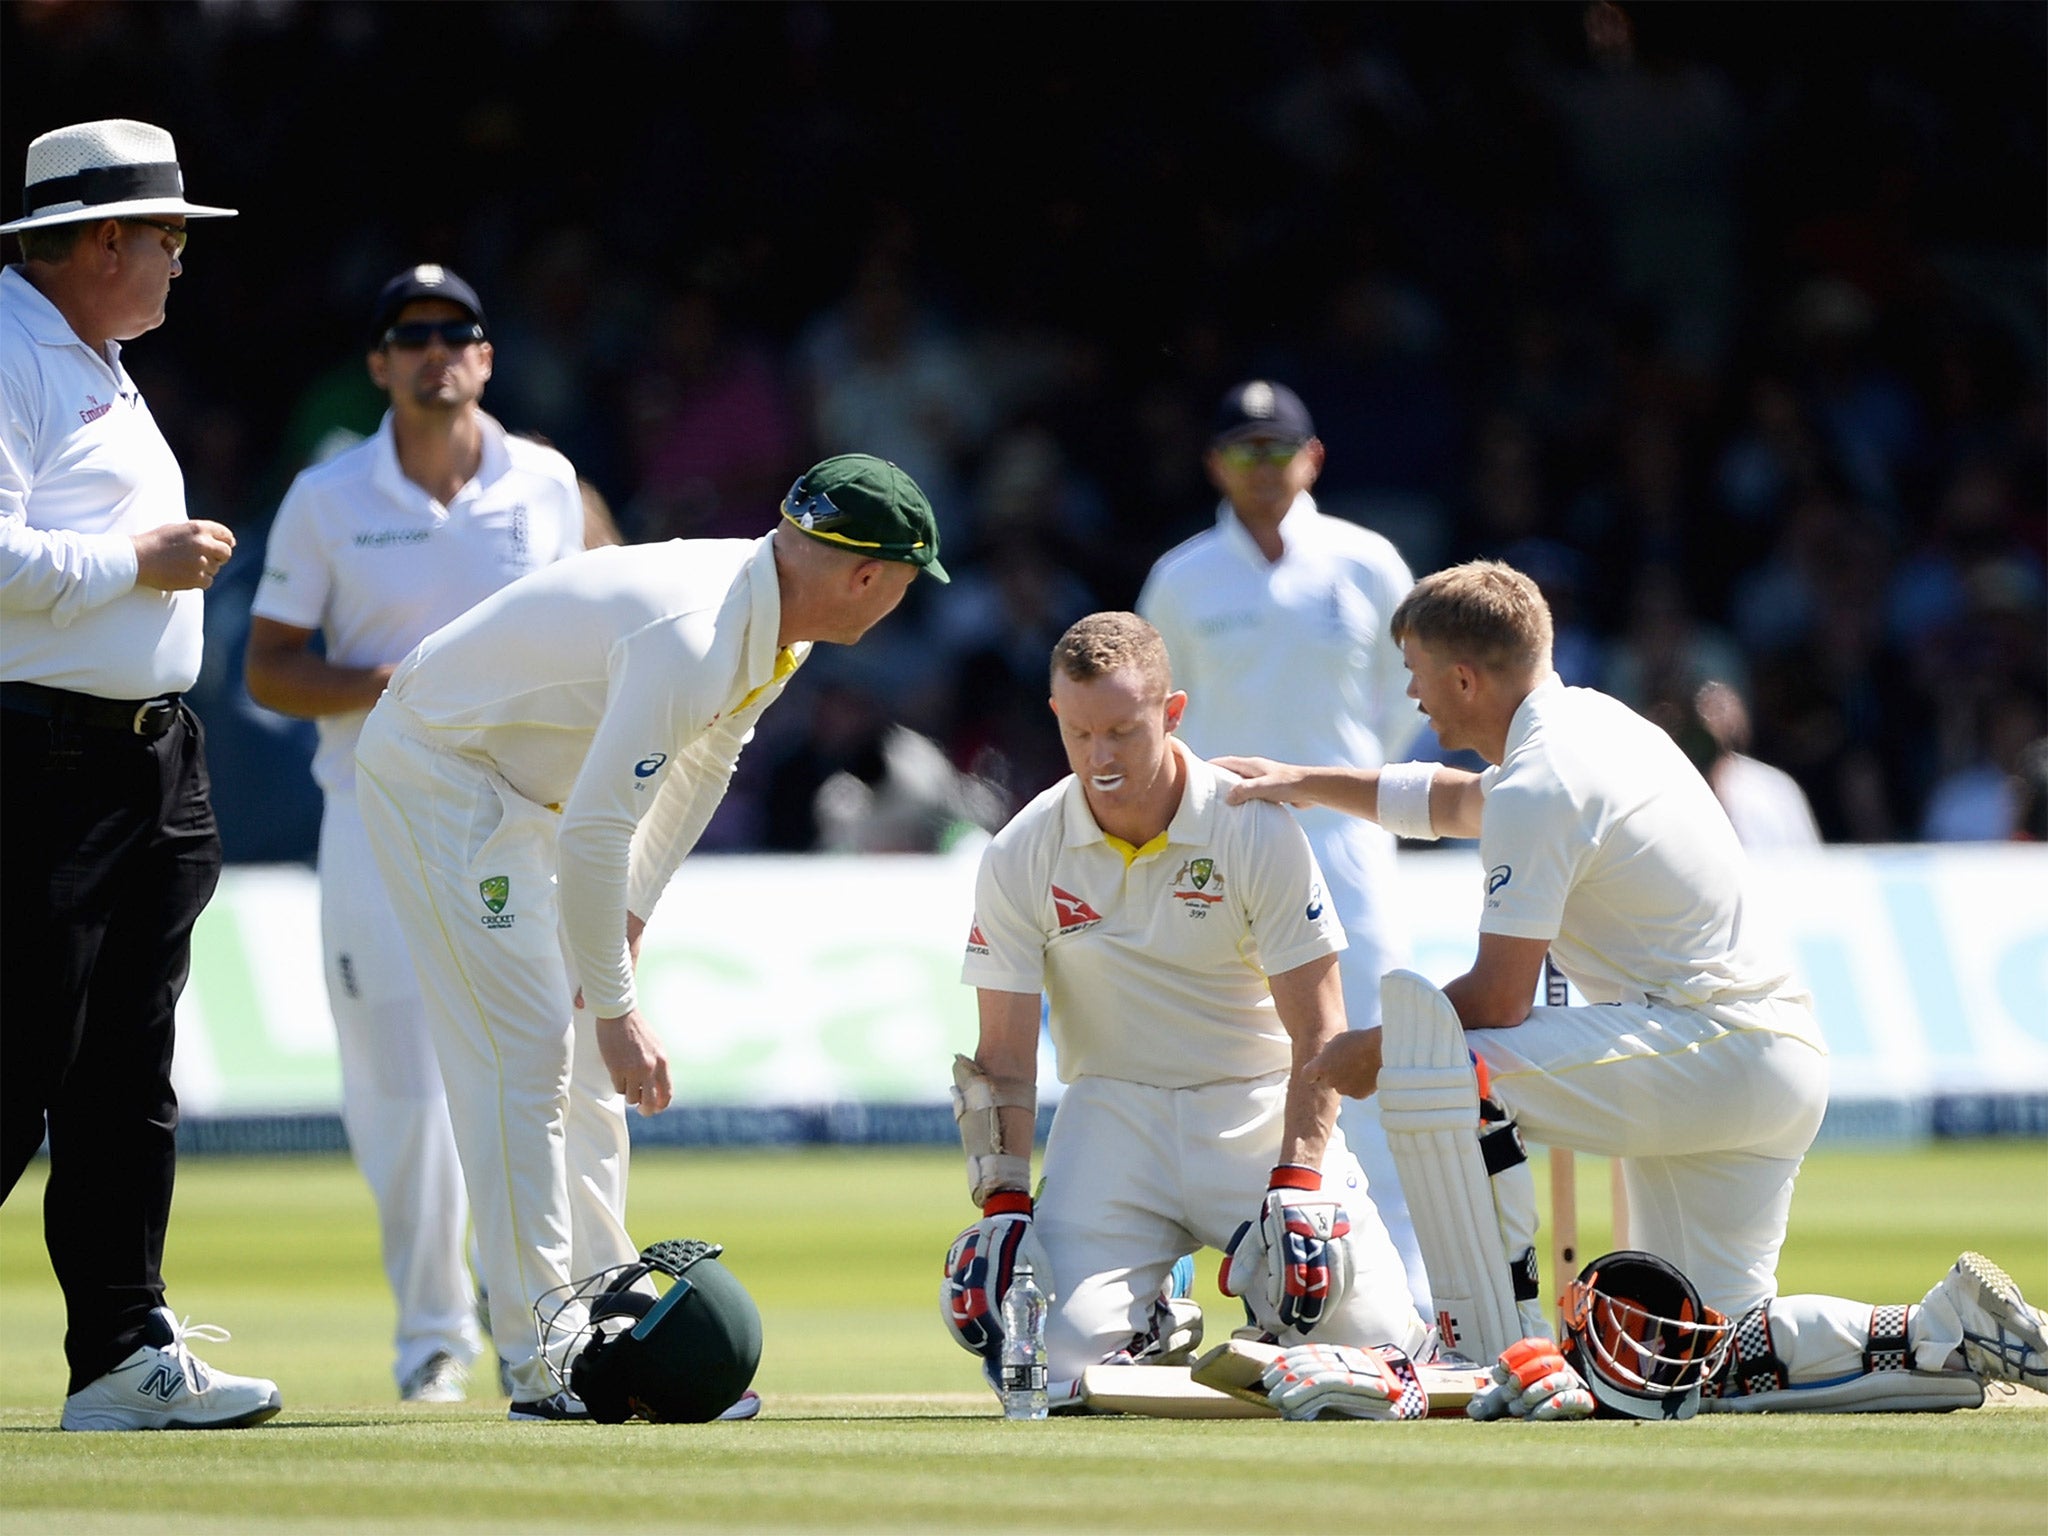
536, 1238, 762, 1423
1050, 611, 1173, 697
1559, 1249, 1734, 1420
1390, 560, 1554, 678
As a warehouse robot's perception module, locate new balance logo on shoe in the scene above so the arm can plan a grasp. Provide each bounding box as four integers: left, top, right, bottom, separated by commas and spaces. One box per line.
139, 1364, 182, 1402
60, 1308, 281, 1432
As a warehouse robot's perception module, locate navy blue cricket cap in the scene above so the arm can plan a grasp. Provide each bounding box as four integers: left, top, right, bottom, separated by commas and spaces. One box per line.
370, 264, 486, 342
1212, 379, 1315, 445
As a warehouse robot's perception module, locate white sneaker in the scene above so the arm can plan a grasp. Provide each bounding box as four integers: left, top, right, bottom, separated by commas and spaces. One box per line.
60, 1308, 282, 1431
399, 1349, 468, 1404
507, 1389, 590, 1422
1938, 1252, 2048, 1390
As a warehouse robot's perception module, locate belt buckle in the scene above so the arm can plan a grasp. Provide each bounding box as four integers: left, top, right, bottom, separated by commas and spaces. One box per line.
131, 698, 175, 737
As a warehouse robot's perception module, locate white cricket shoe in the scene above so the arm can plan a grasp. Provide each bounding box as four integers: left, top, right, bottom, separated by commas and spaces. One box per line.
60, 1308, 281, 1431
399, 1349, 468, 1404
1937, 1251, 2048, 1390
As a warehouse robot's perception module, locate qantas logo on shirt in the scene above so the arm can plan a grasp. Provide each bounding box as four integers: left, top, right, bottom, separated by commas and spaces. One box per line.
1050, 885, 1103, 934
965, 922, 990, 957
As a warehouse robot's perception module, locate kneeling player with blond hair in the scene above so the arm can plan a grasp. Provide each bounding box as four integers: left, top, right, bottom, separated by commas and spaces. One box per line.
1225, 560, 2045, 1420
940, 613, 1428, 1411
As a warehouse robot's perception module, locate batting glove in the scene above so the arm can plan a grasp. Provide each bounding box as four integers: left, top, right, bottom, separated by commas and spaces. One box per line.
1466, 1336, 1597, 1421
1260, 1342, 1430, 1421
1220, 1166, 1354, 1337
939, 1191, 1049, 1364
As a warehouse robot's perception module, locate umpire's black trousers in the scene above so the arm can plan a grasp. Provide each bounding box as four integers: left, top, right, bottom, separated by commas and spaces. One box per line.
1, 690, 221, 1393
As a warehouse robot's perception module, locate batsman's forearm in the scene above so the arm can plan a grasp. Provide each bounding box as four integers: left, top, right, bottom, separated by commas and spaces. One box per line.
1277, 1078, 1340, 1172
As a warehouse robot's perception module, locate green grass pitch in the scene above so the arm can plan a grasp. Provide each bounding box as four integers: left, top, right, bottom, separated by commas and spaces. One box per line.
1, 1142, 2042, 1534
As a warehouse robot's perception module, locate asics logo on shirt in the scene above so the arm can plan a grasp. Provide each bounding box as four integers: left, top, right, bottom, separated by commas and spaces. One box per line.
635, 753, 668, 778
1486, 865, 1513, 894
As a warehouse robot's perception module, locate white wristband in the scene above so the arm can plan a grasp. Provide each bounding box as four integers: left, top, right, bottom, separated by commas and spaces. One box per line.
1376, 761, 1439, 841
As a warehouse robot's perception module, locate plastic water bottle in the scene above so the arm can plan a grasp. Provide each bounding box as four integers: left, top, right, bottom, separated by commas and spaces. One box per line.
999, 1262, 1048, 1420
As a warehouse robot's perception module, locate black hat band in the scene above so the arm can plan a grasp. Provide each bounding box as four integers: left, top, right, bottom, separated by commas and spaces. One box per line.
23, 160, 183, 218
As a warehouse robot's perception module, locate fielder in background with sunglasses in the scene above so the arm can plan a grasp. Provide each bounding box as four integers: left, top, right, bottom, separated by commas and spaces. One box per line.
1137, 381, 1432, 1328
244, 266, 589, 1405
351, 452, 945, 1421
2, 119, 280, 1431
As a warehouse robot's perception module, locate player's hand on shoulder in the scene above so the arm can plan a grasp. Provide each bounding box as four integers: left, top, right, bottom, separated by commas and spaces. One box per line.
1213, 755, 1314, 808
1466, 1336, 1595, 1421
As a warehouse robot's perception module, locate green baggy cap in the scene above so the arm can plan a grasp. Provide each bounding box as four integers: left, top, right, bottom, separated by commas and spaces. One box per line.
781, 454, 948, 582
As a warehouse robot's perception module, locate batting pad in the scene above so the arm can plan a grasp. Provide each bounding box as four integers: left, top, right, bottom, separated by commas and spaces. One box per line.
1378, 970, 1547, 1365
1703, 1370, 1984, 1414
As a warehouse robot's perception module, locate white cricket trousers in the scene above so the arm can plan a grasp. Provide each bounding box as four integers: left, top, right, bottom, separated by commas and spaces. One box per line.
1035, 1072, 1429, 1385
318, 792, 481, 1388
355, 703, 639, 1402
1468, 996, 1830, 1320
1302, 809, 1430, 1323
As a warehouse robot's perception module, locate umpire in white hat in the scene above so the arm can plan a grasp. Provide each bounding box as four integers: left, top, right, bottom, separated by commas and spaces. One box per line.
0, 119, 280, 1430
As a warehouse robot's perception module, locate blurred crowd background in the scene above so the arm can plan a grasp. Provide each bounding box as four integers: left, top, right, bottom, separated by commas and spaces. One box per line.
6, 0, 2043, 860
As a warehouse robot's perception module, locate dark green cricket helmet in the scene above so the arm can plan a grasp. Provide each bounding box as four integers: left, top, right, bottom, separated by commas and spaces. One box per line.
560, 1239, 762, 1423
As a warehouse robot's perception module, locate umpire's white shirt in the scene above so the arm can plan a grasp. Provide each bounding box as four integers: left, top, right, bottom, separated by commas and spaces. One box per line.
1137, 493, 1422, 776
1479, 676, 1819, 1032
0, 264, 201, 696
251, 410, 584, 794
373, 534, 803, 1016
963, 740, 1346, 1087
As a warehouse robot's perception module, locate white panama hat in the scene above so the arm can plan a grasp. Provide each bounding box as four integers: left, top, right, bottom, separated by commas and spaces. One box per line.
2, 118, 236, 235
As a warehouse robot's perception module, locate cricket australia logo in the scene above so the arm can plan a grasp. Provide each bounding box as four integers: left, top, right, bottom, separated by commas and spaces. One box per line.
479, 875, 515, 930
1050, 884, 1104, 936
1171, 858, 1225, 917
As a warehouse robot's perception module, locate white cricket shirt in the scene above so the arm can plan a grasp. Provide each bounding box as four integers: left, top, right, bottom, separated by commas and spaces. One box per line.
252, 410, 584, 792
963, 740, 1347, 1087
376, 534, 805, 1016
0, 265, 202, 696
1478, 677, 1813, 1022
1137, 493, 1422, 771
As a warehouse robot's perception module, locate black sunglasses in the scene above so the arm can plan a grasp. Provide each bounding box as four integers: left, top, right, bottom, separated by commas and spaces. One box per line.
381, 319, 486, 351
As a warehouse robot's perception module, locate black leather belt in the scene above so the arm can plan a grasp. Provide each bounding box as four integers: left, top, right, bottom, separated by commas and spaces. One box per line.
0, 680, 183, 740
